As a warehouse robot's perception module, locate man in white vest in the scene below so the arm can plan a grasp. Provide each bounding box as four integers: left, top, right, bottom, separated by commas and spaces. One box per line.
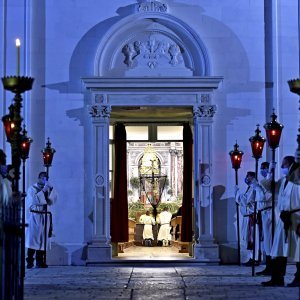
25, 171, 58, 268
157, 207, 172, 246
262, 156, 300, 287
235, 171, 265, 266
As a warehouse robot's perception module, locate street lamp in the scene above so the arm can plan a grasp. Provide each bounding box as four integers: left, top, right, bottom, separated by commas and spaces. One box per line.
229, 141, 244, 265
249, 124, 265, 276
264, 111, 283, 241
41, 137, 56, 266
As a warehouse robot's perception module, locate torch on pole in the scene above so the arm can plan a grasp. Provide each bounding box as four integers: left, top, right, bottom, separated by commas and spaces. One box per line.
229, 141, 244, 266
264, 111, 283, 242
41, 137, 56, 266
249, 124, 265, 276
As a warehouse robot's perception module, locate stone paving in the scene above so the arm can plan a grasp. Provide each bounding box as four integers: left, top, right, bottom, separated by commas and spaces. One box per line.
24, 264, 300, 300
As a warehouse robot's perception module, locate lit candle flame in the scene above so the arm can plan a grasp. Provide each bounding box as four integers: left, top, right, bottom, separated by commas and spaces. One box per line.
16, 38, 21, 47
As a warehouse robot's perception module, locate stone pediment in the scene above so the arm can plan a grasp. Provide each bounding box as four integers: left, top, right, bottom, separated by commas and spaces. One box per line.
94, 5, 210, 77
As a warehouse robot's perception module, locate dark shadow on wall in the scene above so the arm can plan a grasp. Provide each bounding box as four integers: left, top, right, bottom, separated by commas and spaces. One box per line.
213, 185, 227, 242
71, 245, 88, 266
213, 184, 239, 264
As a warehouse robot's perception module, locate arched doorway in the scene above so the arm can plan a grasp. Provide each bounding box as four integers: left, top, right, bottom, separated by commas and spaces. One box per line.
82, 1, 222, 263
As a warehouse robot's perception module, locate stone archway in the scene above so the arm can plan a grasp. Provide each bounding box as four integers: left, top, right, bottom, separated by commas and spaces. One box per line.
82, 1, 223, 263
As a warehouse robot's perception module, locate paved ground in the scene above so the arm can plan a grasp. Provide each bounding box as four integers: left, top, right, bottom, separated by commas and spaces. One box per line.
24, 264, 300, 300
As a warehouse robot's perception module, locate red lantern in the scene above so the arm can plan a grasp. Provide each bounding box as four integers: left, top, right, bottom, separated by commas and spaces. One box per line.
20, 126, 33, 160
249, 124, 265, 159
2, 105, 15, 142
229, 142, 244, 170
42, 137, 56, 167
264, 111, 284, 149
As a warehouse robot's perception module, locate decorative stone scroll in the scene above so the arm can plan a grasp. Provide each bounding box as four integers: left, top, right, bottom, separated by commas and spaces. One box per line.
193, 105, 217, 118
137, 1, 167, 13
201, 174, 211, 186
122, 35, 183, 69
88, 104, 111, 119
200, 94, 211, 104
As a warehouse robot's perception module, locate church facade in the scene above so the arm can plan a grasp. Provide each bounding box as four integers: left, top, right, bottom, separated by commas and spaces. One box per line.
0, 0, 299, 265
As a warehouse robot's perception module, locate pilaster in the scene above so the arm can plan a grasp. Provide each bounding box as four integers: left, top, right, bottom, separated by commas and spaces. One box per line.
193, 94, 219, 262
86, 102, 112, 263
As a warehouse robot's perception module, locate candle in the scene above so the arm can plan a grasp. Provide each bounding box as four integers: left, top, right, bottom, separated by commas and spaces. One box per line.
16, 38, 21, 76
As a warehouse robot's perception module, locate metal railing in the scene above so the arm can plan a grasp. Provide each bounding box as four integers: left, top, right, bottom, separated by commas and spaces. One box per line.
1, 194, 24, 300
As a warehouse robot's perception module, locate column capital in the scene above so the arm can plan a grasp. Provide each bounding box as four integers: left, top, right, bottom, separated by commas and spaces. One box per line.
88, 104, 111, 119
169, 149, 178, 155
193, 104, 217, 120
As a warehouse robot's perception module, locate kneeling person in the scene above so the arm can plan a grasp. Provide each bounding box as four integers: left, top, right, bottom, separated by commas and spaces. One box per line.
139, 211, 155, 246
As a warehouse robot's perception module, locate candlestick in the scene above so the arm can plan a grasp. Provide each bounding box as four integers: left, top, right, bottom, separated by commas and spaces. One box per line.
16, 38, 21, 77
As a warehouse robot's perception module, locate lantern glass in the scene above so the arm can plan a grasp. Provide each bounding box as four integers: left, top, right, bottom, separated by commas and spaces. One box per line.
20, 136, 32, 160
264, 112, 284, 149
42, 138, 56, 167
43, 150, 54, 166
229, 143, 244, 170
249, 125, 265, 159
2, 114, 14, 142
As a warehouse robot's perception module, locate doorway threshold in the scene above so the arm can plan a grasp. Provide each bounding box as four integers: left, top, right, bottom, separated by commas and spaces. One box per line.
86, 246, 220, 266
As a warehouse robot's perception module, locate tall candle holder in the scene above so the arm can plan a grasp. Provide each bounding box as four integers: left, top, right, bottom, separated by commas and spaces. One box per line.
1, 75, 34, 299
2, 76, 34, 192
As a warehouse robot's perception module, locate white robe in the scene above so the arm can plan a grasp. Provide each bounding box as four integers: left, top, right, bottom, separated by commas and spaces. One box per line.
258, 178, 273, 255
139, 214, 155, 240
236, 183, 265, 260
0, 175, 12, 281
270, 179, 300, 261
25, 183, 58, 250
157, 211, 172, 242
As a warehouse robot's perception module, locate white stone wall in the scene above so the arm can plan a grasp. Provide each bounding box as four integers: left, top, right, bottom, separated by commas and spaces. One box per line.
0, 0, 299, 264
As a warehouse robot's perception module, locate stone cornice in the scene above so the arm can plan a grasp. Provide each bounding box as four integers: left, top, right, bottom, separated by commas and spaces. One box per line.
82, 76, 223, 91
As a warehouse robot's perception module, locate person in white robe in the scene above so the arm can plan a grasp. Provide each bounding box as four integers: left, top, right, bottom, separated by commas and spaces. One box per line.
157, 207, 172, 246
0, 149, 12, 291
256, 162, 273, 276
262, 156, 300, 287
25, 171, 58, 268
139, 210, 155, 246
235, 171, 265, 265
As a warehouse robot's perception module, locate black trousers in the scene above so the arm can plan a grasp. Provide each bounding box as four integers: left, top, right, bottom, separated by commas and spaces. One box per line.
26, 248, 45, 265
271, 256, 287, 281
295, 262, 300, 280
